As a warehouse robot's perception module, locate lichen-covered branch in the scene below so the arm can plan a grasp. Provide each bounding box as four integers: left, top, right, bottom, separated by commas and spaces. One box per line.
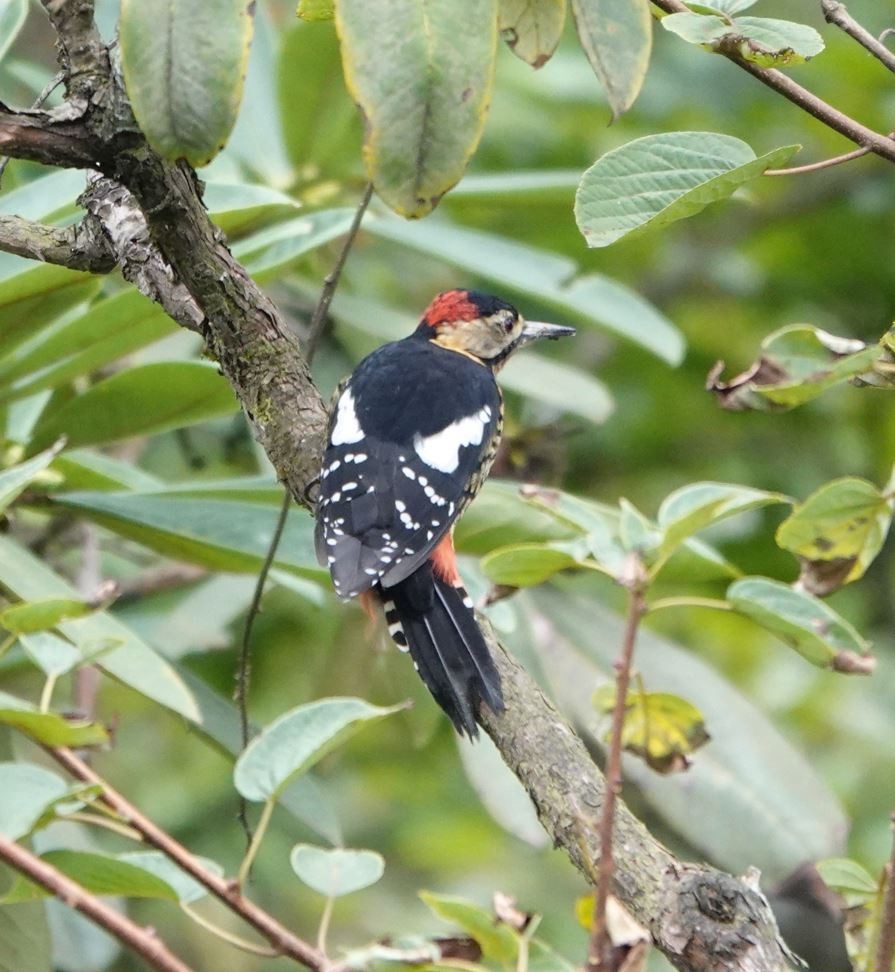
0, 3, 791, 969
0, 212, 115, 271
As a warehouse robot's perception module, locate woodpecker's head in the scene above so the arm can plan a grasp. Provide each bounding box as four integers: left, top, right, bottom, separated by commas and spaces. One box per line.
415, 289, 575, 368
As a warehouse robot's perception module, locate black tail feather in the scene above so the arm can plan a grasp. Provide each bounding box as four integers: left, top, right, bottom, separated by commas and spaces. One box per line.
385, 564, 504, 737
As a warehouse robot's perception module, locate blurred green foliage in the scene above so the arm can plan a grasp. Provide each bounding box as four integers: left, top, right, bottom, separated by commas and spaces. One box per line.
0, 0, 894, 969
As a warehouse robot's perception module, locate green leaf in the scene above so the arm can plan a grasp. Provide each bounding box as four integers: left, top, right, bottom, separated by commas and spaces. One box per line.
457, 734, 547, 847
290, 844, 384, 897
51, 492, 322, 577
18, 632, 82, 677
0, 536, 201, 721
0, 762, 70, 840
52, 450, 163, 493
449, 169, 581, 202
618, 498, 661, 557
570, 0, 652, 118
419, 891, 519, 964
298, 0, 334, 21
499, 0, 566, 68
234, 697, 404, 801
727, 577, 874, 671
775, 478, 892, 594
657, 481, 788, 558
335, 0, 498, 216
0, 265, 100, 358
0, 708, 108, 748
661, 12, 824, 67
575, 132, 798, 247
593, 685, 709, 773
0, 597, 103, 634
692, 0, 757, 13
0, 290, 176, 403
203, 181, 301, 236
0, 444, 65, 514
816, 858, 879, 899
29, 362, 238, 452
0, 169, 82, 223
234, 210, 357, 279
0, 0, 28, 65
2, 851, 179, 903
118, 851, 223, 904
481, 543, 581, 587
0, 904, 51, 972
120, 0, 255, 165
366, 217, 684, 363
709, 325, 882, 411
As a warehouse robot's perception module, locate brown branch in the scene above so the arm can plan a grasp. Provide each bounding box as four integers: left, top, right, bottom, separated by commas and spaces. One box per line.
0, 212, 115, 271
874, 811, 895, 972
48, 746, 328, 971
589, 578, 647, 969
0, 832, 194, 972
652, 0, 895, 165
821, 0, 895, 75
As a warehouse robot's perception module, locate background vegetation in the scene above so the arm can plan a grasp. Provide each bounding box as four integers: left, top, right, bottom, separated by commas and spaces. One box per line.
0, 0, 893, 969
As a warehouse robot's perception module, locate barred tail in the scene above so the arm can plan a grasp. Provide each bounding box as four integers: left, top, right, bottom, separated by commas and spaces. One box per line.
382, 563, 504, 738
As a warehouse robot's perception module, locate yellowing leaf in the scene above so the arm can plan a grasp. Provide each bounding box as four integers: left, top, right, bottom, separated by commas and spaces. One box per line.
335, 0, 498, 216
593, 684, 709, 773
499, 0, 566, 68
775, 478, 892, 594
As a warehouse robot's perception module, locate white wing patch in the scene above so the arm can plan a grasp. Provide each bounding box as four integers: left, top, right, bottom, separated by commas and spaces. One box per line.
413, 406, 491, 474
330, 387, 364, 445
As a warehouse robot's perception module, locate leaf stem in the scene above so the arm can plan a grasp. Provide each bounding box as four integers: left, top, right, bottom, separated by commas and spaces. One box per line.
588, 580, 647, 968
646, 596, 732, 614
180, 902, 279, 958
39, 673, 58, 713
873, 811, 895, 972
317, 895, 335, 956
237, 797, 275, 890
63, 810, 143, 842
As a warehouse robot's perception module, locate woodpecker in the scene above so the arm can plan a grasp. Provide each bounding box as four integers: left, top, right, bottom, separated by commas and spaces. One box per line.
314, 289, 575, 736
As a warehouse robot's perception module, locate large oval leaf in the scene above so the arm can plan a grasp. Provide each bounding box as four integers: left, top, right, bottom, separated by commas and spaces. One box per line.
234, 697, 404, 802
336, 0, 498, 216
575, 132, 798, 247
0, 0, 28, 65
290, 845, 384, 897
0, 762, 70, 841
570, 0, 652, 119
29, 362, 238, 452
120, 0, 255, 165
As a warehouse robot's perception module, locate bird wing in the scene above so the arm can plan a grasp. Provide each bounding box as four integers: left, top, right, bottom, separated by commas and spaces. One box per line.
314, 338, 501, 599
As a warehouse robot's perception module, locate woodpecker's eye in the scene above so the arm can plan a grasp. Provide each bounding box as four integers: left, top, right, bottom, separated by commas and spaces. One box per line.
502, 316, 515, 333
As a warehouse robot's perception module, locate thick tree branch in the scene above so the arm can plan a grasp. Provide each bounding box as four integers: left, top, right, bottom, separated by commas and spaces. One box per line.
0, 832, 193, 972
0, 212, 115, 271
652, 0, 895, 165
48, 747, 328, 971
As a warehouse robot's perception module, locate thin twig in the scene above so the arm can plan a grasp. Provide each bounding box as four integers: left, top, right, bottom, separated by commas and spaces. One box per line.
234, 181, 374, 850
304, 182, 374, 361
179, 903, 279, 959
821, 1, 895, 75
0, 832, 194, 972
588, 576, 647, 969
652, 0, 895, 165
874, 811, 895, 972
47, 746, 327, 971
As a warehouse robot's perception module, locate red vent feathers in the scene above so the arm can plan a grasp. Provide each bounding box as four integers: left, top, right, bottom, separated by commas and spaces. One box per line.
421, 290, 481, 328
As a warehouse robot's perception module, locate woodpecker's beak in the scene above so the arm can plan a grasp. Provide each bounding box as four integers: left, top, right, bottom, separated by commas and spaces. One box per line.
518, 319, 576, 346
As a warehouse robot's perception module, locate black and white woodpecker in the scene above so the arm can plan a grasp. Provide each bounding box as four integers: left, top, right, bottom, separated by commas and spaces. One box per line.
314, 290, 575, 736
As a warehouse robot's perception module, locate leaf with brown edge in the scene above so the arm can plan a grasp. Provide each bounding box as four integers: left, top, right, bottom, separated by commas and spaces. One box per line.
499, 0, 566, 68
708, 325, 882, 411
593, 683, 709, 773
335, 0, 498, 217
